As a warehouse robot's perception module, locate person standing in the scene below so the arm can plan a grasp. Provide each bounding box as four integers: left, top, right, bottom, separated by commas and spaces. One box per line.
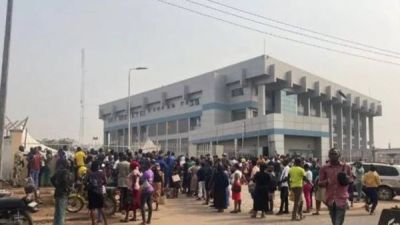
319, 148, 353, 225
13, 146, 26, 187
277, 159, 289, 215
74, 147, 86, 181
189, 160, 200, 197
213, 162, 229, 213
303, 164, 313, 213
41, 149, 53, 187
51, 159, 72, 225
29, 148, 42, 190
251, 163, 271, 218
117, 154, 131, 222
354, 161, 365, 202
128, 161, 141, 222
197, 162, 206, 201
289, 158, 306, 221
87, 161, 108, 225
152, 163, 164, 211
363, 165, 380, 215
140, 162, 154, 225
230, 173, 242, 213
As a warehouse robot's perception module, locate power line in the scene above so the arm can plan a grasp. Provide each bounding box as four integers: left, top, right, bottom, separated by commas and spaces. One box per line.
154, 0, 400, 66
185, 0, 400, 60
205, 0, 400, 56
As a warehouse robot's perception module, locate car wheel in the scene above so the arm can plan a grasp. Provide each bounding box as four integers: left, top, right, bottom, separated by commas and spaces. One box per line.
377, 186, 393, 201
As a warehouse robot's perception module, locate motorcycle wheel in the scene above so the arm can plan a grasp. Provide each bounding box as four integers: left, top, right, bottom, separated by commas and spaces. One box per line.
67, 194, 85, 213
17, 211, 33, 225
104, 196, 117, 216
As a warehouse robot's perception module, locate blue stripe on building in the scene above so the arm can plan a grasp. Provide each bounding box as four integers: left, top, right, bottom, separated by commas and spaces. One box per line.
191, 128, 329, 144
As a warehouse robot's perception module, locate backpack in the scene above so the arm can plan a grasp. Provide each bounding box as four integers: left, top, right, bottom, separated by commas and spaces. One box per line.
86, 173, 102, 194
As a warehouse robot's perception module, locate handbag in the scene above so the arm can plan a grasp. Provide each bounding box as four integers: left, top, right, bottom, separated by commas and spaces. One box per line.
248, 181, 255, 194
172, 174, 181, 183
337, 165, 350, 186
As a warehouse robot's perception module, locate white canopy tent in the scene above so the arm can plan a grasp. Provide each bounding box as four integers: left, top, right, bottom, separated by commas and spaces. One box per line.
22, 130, 58, 155
140, 138, 160, 153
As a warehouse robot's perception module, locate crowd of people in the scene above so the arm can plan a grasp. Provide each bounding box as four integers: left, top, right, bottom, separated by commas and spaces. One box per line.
14, 145, 383, 225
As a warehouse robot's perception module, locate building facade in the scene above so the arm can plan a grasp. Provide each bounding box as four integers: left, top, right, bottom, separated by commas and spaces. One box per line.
99, 55, 382, 163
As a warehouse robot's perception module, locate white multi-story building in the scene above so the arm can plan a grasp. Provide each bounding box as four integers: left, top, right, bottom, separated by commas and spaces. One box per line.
99, 55, 382, 162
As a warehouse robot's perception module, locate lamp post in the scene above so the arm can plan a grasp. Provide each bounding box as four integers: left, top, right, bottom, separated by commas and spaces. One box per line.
128, 67, 147, 151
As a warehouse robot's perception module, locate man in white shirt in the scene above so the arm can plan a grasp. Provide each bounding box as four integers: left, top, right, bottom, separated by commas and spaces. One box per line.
277, 159, 290, 215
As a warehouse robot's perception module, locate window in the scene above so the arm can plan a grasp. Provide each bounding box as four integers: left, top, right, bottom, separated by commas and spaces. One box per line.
190, 117, 201, 130
231, 109, 246, 121
231, 88, 244, 97
376, 165, 399, 176
148, 124, 157, 136
178, 119, 189, 133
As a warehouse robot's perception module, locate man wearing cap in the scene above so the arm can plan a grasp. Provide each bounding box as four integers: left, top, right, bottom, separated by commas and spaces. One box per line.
319, 148, 353, 225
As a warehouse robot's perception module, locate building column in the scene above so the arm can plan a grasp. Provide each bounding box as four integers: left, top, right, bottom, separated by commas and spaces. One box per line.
321, 137, 330, 164
337, 105, 343, 150
304, 95, 310, 116
368, 116, 374, 148
361, 113, 367, 149
346, 107, 352, 160
234, 138, 238, 157
165, 121, 168, 150
328, 103, 333, 148
156, 123, 159, 144
268, 134, 284, 156
245, 108, 252, 119
316, 101, 322, 117
104, 132, 109, 146
274, 90, 282, 113
179, 138, 182, 156
354, 110, 360, 149
122, 128, 126, 148
258, 85, 266, 116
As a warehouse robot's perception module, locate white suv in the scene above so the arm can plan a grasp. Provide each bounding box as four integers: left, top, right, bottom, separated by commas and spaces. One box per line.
360, 163, 400, 200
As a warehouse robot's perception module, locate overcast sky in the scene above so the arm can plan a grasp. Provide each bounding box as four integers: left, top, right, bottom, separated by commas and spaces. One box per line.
0, 0, 399, 147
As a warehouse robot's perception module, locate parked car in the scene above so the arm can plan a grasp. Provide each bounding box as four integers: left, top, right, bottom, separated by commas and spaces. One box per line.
354, 162, 400, 200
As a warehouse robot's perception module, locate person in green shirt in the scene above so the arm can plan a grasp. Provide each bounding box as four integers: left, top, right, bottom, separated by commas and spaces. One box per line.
289, 158, 307, 221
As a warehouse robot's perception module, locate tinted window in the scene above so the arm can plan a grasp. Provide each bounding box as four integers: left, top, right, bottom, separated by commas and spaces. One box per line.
375, 166, 399, 176
363, 164, 371, 172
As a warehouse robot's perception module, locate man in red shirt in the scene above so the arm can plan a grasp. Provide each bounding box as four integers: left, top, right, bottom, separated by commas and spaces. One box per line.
29, 147, 42, 189
319, 148, 353, 225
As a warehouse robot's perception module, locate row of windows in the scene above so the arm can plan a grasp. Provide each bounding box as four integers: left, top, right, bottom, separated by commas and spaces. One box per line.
106, 99, 201, 123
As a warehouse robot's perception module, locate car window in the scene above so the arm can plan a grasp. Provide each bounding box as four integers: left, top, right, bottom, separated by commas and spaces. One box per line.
375, 166, 399, 176
363, 164, 371, 172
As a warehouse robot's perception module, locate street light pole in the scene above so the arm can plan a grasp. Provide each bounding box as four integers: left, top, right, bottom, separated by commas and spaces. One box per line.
0, 0, 13, 175
127, 67, 147, 151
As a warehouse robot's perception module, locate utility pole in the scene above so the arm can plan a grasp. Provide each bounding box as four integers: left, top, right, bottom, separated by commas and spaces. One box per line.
79, 49, 85, 145
0, 0, 14, 175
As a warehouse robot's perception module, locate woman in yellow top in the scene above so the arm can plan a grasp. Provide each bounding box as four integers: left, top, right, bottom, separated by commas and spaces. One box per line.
362, 166, 380, 215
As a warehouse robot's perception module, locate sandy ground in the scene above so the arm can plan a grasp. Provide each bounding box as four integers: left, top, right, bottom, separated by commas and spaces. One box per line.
30, 187, 400, 225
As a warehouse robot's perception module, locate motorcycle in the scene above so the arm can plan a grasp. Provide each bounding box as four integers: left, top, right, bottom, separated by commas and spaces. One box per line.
67, 182, 118, 216
22, 178, 39, 213
0, 190, 33, 225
